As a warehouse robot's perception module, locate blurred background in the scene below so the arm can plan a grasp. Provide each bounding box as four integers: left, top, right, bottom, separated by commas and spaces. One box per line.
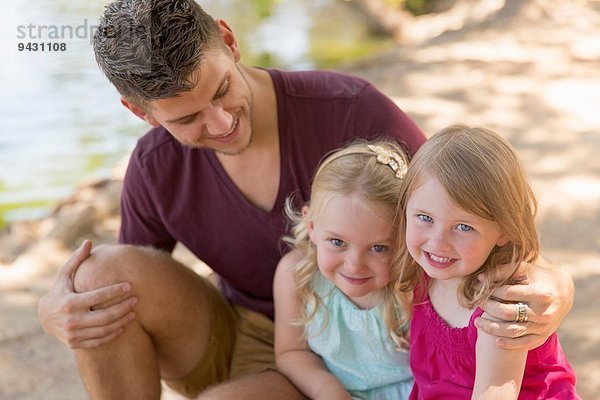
1, 0, 599, 399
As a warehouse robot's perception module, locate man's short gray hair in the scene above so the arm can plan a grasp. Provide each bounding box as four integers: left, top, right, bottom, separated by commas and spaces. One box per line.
93, 0, 220, 108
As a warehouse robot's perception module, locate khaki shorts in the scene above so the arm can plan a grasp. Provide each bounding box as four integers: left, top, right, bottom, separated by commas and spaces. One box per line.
164, 278, 276, 398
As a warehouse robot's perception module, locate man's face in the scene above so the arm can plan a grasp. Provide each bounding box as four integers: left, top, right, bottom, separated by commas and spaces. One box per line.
146, 48, 253, 156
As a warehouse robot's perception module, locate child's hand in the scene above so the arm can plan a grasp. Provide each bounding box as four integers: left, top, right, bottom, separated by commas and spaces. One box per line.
476, 258, 574, 350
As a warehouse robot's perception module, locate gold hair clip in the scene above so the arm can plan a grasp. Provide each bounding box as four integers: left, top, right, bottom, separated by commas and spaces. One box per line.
367, 144, 407, 179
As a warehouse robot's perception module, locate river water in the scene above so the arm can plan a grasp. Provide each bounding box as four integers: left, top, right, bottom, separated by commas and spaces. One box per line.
0, 0, 395, 227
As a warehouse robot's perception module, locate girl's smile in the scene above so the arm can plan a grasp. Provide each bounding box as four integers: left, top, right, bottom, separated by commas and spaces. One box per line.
424, 252, 457, 269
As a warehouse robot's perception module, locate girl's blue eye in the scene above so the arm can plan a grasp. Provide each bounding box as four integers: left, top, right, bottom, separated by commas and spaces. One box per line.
418, 214, 433, 223
456, 223, 473, 232
372, 245, 387, 253
330, 238, 344, 247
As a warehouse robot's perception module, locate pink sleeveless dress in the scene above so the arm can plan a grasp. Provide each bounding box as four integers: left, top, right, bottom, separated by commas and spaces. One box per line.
409, 291, 579, 399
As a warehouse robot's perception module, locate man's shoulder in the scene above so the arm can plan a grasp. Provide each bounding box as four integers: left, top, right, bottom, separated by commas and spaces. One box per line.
270, 68, 372, 100
131, 125, 179, 165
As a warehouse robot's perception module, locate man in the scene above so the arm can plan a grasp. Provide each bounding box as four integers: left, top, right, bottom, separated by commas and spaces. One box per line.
38, 1, 574, 399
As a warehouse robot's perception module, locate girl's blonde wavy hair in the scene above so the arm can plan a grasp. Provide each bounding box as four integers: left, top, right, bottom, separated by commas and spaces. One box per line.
395, 125, 540, 309
283, 138, 411, 349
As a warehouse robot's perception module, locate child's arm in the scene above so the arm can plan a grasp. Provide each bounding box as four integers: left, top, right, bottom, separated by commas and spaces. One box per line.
274, 250, 352, 400
472, 311, 528, 400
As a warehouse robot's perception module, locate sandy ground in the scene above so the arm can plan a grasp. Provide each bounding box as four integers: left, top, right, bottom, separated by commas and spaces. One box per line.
1, 1, 599, 399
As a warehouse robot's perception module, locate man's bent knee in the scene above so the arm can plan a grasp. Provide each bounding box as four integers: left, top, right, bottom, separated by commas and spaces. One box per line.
73, 244, 169, 297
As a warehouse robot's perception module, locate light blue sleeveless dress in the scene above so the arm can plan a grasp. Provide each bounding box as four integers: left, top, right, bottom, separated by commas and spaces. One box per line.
306, 274, 414, 400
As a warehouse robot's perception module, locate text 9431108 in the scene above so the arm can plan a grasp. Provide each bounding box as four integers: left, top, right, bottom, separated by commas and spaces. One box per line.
18, 42, 67, 52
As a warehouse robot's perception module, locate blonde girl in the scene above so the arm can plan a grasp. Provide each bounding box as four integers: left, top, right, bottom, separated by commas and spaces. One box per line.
396, 125, 578, 399
274, 139, 413, 400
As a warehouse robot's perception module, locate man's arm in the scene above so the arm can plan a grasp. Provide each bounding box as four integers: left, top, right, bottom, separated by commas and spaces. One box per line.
38, 240, 137, 348
476, 257, 574, 349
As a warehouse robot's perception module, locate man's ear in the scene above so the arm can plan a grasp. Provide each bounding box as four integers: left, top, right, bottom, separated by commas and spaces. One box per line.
121, 98, 160, 127
216, 19, 241, 62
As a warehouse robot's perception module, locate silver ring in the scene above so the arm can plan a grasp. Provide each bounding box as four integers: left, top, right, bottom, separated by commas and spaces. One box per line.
514, 302, 528, 323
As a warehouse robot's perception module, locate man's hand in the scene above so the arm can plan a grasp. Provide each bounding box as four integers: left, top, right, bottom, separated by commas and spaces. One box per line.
38, 240, 138, 348
476, 257, 574, 350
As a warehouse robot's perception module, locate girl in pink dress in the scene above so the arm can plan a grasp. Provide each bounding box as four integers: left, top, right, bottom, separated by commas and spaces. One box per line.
395, 125, 579, 399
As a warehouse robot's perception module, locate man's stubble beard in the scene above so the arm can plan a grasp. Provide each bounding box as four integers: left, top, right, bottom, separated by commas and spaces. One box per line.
217, 64, 255, 157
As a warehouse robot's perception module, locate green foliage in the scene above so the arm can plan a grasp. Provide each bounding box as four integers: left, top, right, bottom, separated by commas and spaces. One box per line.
0, 200, 52, 230
308, 36, 396, 69
253, 52, 277, 68
251, 0, 280, 19
384, 0, 405, 7
404, 0, 428, 15
385, 0, 446, 16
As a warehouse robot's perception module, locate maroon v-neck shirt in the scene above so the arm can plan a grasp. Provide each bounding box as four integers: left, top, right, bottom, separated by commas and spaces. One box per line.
119, 68, 425, 318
